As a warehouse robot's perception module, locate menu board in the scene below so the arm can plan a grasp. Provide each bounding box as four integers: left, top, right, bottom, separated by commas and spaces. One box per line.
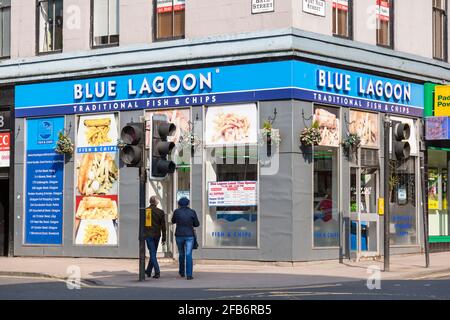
74, 113, 119, 246
349, 110, 379, 148
25, 117, 65, 245
208, 181, 257, 207
205, 104, 258, 146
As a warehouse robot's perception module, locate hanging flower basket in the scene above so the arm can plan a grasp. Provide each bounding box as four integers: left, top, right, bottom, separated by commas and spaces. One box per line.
342, 133, 361, 150
300, 121, 322, 147
55, 130, 74, 156
259, 120, 281, 146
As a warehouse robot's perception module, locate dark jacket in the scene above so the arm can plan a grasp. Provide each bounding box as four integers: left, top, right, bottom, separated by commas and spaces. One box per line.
171, 206, 200, 237
143, 205, 166, 242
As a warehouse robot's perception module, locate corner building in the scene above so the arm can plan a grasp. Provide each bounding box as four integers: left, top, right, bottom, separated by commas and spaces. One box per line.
1, 0, 449, 261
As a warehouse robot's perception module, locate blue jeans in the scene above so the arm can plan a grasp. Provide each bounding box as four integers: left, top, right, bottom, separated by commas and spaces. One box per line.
176, 236, 194, 277
145, 236, 160, 275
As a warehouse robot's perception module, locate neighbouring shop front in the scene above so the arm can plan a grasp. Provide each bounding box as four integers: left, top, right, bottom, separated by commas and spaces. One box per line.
13, 59, 424, 261
425, 83, 450, 252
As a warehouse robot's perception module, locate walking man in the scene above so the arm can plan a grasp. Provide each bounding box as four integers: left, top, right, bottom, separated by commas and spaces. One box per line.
144, 196, 166, 279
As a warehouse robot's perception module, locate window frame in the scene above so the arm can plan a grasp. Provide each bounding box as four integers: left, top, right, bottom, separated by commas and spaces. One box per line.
376, 0, 395, 49
153, 0, 186, 42
432, 0, 448, 61
90, 0, 120, 50
332, 0, 354, 40
35, 0, 63, 55
0, 0, 11, 60
311, 104, 342, 250
201, 103, 261, 250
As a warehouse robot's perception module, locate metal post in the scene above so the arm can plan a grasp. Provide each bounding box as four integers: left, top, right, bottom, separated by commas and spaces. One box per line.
384, 116, 390, 272
421, 145, 430, 268
138, 144, 147, 281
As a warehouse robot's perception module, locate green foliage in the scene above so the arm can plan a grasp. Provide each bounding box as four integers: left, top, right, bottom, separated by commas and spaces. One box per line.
342, 133, 361, 149
300, 124, 322, 146
55, 131, 74, 155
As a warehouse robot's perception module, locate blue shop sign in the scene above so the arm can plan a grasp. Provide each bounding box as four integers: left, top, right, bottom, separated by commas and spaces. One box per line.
15, 60, 424, 117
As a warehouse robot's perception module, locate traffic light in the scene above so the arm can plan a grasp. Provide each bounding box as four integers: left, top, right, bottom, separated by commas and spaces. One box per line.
391, 120, 411, 161
151, 114, 176, 179
119, 122, 145, 167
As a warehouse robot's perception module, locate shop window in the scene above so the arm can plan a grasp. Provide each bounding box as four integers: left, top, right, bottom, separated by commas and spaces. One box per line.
433, 0, 447, 61
314, 147, 340, 247
155, 0, 185, 40
332, 0, 352, 39
389, 158, 417, 245
92, 0, 120, 48
0, 1, 10, 58
376, 0, 393, 48
37, 0, 63, 54
428, 149, 449, 237
313, 105, 340, 248
204, 104, 258, 248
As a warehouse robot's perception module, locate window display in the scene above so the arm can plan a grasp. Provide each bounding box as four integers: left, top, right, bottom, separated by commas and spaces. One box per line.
313, 147, 340, 247
74, 113, 119, 246
389, 158, 417, 245
313, 106, 340, 147
204, 103, 259, 248
349, 110, 379, 148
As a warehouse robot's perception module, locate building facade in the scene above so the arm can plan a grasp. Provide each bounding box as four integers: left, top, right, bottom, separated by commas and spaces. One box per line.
1, 0, 450, 260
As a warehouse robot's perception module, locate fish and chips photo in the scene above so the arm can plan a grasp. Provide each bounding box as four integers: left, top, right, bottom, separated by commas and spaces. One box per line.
77, 153, 118, 196
349, 111, 378, 147
83, 224, 109, 245
83, 118, 112, 146
76, 196, 118, 220
314, 108, 340, 147
212, 112, 251, 143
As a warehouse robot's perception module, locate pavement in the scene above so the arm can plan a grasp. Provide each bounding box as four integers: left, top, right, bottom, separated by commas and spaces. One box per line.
0, 252, 449, 289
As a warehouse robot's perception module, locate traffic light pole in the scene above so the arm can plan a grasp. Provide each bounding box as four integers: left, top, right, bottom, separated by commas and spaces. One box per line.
138, 153, 147, 281
384, 116, 390, 272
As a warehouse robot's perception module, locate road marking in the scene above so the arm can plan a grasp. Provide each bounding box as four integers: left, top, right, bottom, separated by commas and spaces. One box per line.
0, 275, 122, 289
207, 283, 344, 292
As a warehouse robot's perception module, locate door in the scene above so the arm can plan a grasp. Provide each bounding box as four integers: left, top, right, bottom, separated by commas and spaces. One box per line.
350, 166, 380, 260
0, 179, 8, 256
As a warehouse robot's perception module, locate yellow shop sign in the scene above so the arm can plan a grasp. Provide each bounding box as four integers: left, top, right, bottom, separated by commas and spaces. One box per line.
435, 85, 450, 116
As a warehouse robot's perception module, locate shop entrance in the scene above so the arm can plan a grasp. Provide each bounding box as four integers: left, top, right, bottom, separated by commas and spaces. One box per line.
350, 149, 381, 260
0, 178, 9, 256
152, 165, 190, 258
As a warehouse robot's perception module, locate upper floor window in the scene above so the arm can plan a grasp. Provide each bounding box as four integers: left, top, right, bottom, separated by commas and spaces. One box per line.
376, 0, 393, 48
155, 0, 185, 40
37, 0, 63, 54
433, 0, 447, 60
0, 0, 11, 58
92, 0, 119, 48
332, 0, 352, 39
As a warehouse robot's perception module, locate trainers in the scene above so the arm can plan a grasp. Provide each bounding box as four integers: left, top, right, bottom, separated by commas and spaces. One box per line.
153, 273, 160, 279
179, 272, 185, 278
187, 276, 194, 280
145, 271, 152, 278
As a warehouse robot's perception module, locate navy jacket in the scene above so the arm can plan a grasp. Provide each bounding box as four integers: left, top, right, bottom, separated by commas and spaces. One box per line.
171, 206, 200, 237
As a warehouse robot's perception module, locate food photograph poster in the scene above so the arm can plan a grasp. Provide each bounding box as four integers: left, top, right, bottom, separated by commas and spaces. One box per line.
349, 110, 379, 148
313, 106, 340, 147
205, 104, 258, 146
74, 113, 119, 246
